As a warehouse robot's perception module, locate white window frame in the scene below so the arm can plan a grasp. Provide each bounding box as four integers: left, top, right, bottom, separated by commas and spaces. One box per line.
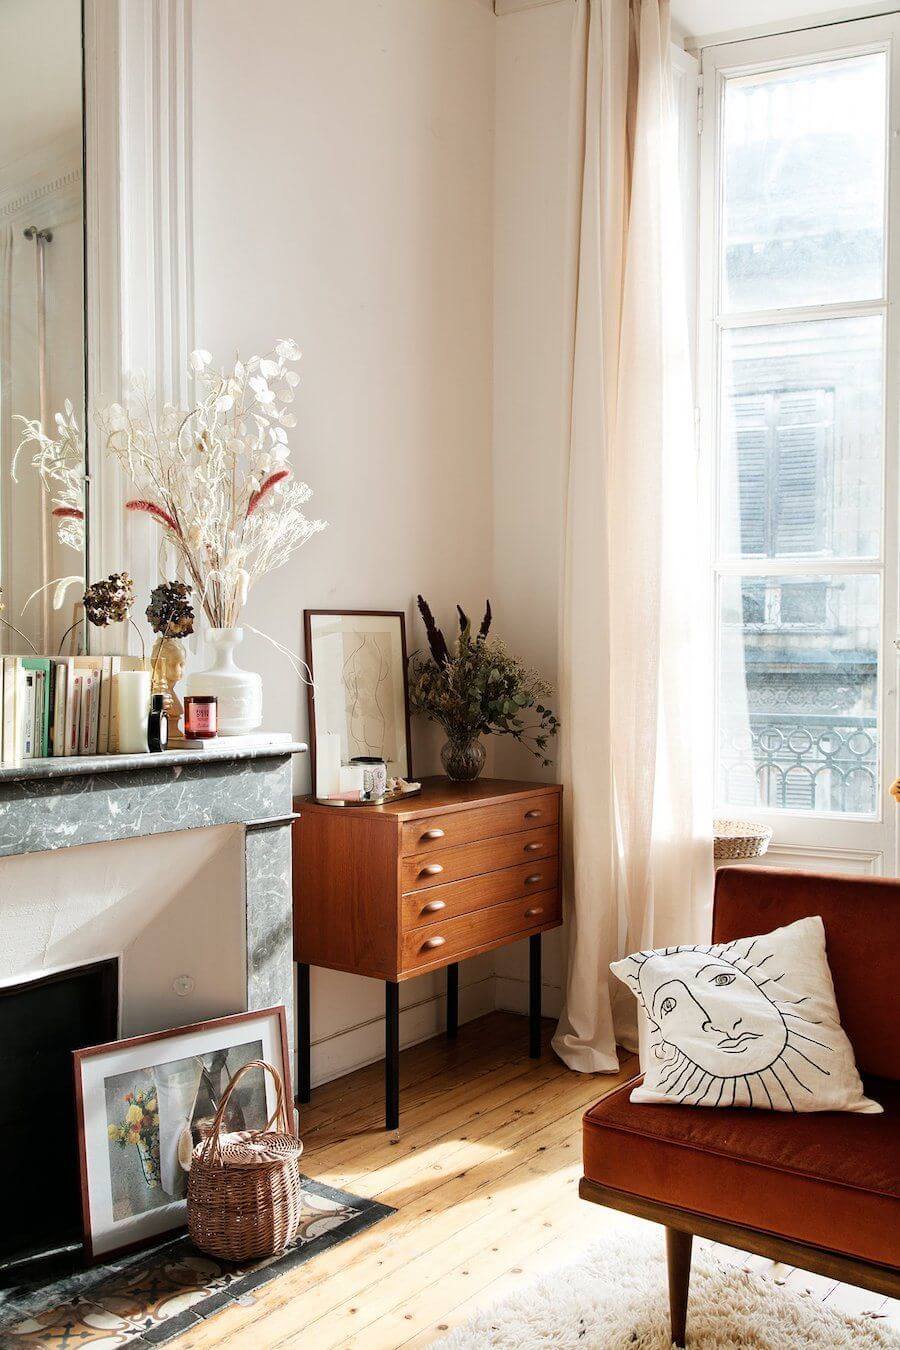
698, 13, 900, 877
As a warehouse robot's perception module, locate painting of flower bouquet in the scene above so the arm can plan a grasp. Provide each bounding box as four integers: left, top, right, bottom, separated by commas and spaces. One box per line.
103, 1041, 266, 1224
108, 1087, 161, 1190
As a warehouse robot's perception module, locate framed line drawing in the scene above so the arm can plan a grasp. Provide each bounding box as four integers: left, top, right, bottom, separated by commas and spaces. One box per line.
304, 610, 413, 783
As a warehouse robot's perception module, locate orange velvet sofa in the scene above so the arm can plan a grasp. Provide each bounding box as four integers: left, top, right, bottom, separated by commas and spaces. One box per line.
580, 866, 900, 1346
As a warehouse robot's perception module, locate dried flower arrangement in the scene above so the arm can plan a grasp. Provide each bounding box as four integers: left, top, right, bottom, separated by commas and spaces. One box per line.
13, 399, 86, 551
408, 596, 560, 778
100, 341, 326, 629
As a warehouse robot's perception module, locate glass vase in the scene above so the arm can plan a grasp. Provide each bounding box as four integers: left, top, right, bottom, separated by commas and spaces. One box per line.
440, 733, 486, 782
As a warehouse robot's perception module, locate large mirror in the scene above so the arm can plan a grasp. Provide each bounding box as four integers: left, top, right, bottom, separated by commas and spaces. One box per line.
0, 0, 87, 656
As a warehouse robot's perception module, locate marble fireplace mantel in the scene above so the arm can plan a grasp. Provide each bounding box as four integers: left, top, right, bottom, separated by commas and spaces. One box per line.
0, 742, 305, 1040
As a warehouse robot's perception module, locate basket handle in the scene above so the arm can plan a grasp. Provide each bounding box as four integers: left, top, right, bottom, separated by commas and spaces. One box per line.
199, 1058, 291, 1166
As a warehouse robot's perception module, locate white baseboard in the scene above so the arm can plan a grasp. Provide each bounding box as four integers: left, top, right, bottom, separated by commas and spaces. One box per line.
495, 973, 563, 1019
300, 971, 496, 1090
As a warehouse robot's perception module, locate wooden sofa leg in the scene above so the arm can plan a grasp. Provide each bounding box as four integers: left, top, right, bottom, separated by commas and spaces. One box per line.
666, 1227, 693, 1347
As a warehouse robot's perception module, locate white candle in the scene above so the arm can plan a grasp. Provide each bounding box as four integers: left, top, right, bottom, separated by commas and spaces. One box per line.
315, 732, 341, 797
117, 671, 151, 753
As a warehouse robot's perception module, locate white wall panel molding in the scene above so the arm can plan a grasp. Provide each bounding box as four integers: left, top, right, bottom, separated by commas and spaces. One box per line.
83, 0, 195, 606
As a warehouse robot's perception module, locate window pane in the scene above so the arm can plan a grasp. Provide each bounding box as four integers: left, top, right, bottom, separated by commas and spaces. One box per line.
723, 53, 886, 311
719, 317, 883, 559
717, 573, 879, 814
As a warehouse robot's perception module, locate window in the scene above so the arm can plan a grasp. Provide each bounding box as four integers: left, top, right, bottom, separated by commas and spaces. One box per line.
701, 22, 896, 843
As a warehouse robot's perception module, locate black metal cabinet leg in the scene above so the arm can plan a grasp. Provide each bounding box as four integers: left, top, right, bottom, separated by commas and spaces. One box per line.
446, 963, 459, 1039
529, 933, 542, 1058
296, 962, 311, 1104
385, 981, 400, 1131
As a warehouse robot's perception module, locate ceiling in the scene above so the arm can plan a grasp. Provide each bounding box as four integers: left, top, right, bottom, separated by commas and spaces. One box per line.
671, 0, 891, 42
0, 0, 82, 172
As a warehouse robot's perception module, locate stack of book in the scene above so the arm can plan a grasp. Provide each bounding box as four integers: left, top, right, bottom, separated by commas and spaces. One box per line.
0, 655, 148, 767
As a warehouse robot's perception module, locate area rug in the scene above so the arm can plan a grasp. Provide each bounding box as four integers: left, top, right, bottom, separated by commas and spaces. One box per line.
436, 1232, 900, 1349
0, 1177, 391, 1348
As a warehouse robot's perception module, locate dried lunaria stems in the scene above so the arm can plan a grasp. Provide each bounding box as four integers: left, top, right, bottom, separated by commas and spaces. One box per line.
13, 400, 86, 552
100, 340, 326, 629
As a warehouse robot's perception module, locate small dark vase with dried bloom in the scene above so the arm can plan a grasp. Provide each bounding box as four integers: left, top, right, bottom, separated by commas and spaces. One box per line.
409, 596, 560, 780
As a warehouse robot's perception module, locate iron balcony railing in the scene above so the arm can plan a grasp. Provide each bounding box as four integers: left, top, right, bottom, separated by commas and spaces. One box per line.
719, 711, 878, 814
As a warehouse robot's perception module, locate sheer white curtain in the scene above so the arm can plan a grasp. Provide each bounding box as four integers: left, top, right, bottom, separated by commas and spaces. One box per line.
552, 0, 713, 1073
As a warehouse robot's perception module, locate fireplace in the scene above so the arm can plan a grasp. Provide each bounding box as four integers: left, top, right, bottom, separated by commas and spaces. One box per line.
0, 962, 118, 1265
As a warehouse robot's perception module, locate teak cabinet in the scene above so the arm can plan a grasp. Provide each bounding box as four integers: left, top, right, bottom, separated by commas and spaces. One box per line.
292, 777, 563, 1128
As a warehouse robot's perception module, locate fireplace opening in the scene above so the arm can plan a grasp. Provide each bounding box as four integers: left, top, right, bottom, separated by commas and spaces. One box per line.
0, 960, 118, 1266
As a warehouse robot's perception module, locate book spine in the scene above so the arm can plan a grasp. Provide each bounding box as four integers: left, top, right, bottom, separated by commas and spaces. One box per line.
53, 662, 67, 756
33, 671, 45, 759
98, 657, 112, 753
90, 670, 101, 753
79, 674, 93, 755
70, 676, 83, 758
64, 663, 79, 757
22, 674, 35, 759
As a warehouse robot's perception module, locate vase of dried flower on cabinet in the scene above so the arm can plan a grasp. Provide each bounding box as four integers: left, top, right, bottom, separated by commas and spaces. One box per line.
409, 596, 561, 781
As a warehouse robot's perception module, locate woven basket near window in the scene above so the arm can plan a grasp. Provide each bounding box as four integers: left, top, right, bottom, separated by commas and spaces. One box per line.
713, 818, 773, 862
187, 1058, 304, 1263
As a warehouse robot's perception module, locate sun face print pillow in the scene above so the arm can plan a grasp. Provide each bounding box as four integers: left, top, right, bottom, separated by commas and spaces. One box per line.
610, 916, 881, 1113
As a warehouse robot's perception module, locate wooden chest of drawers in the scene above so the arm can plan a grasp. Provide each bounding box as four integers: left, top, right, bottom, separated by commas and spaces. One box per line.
292, 777, 562, 1128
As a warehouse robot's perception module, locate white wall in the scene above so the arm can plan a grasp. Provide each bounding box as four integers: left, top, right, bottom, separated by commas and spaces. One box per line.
191, 0, 498, 1083
491, 1, 572, 1019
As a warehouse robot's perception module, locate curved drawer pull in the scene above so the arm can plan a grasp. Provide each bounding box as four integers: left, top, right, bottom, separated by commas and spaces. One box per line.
419, 863, 444, 878
524, 842, 542, 852
525, 873, 542, 885
421, 936, 446, 951
421, 899, 446, 915
524, 905, 544, 918
524, 808, 542, 820
421, 827, 445, 841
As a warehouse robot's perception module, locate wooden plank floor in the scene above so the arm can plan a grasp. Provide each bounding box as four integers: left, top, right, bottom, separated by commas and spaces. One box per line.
173, 1011, 899, 1348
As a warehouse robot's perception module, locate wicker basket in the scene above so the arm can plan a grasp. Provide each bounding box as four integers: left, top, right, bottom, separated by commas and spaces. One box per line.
713, 817, 773, 862
187, 1058, 304, 1263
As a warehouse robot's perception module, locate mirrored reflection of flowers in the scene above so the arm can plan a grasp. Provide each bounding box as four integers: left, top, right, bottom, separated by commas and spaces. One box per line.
108, 1085, 161, 1190
12, 399, 85, 551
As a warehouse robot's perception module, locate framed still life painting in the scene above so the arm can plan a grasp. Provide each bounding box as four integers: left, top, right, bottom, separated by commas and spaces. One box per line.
73, 1006, 292, 1259
304, 609, 413, 784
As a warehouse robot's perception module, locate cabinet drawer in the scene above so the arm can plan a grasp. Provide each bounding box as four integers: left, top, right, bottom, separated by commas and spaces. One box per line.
401, 890, 561, 972
401, 824, 558, 893
401, 793, 559, 856
402, 856, 559, 929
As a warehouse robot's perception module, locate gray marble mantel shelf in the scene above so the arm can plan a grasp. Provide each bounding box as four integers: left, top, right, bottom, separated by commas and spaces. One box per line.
0, 740, 306, 1039
0, 741, 307, 782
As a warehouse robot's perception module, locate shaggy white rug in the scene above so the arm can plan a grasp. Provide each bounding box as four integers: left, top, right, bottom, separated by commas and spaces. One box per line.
436, 1232, 900, 1349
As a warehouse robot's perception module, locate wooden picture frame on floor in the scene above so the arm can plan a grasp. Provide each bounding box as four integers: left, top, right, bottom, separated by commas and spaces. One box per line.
73, 1005, 292, 1260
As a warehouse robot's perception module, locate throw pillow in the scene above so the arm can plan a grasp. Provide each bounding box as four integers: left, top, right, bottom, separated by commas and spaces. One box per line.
610, 916, 881, 1113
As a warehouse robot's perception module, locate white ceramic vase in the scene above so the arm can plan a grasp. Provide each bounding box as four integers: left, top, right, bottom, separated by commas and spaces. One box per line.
184, 627, 262, 735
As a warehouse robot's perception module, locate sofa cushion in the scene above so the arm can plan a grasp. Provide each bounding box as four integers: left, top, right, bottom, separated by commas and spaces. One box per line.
713, 867, 900, 1080
583, 1076, 900, 1269
609, 915, 879, 1114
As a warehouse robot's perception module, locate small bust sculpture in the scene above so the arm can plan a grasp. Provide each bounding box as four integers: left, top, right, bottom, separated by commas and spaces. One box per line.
147, 580, 194, 747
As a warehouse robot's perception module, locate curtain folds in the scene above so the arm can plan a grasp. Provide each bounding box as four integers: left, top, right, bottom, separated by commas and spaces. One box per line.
552, 0, 713, 1074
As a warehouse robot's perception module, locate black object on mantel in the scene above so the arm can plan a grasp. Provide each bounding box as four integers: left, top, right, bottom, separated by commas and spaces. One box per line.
147, 694, 168, 753
0, 962, 117, 1266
